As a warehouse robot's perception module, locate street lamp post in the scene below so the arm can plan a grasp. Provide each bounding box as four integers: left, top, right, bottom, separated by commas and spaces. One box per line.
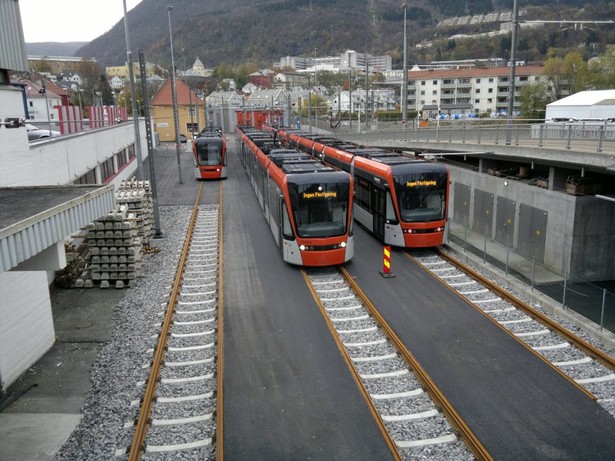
77, 88, 83, 118
402, 3, 408, 128
123, 0, 144, 179
168, 6, 183, 184
308, 90, 312, 133
348, 67, 352, 129
195, 90, 201, 134
41, 80, 53, 134
506, 0, 519, 145
188, 80, 194, 137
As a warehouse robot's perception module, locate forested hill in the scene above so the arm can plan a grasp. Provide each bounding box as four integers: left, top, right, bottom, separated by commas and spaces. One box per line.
74, 0, 615, 69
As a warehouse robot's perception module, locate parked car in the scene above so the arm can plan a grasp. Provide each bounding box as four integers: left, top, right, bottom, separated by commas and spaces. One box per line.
26, 124, 60, 141
179, 134, 188, 143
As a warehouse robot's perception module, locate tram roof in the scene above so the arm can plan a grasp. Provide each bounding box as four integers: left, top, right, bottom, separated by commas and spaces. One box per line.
372, 156, 420, 165
281, 161, 335, 175
194, 137, 224, 146
269, 153, 312, 168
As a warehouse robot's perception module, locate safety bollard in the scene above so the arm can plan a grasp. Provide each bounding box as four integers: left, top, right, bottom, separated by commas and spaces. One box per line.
379, 245, 395, 278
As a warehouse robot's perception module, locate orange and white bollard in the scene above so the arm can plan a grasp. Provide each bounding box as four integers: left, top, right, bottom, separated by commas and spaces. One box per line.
379, 245, 395, 278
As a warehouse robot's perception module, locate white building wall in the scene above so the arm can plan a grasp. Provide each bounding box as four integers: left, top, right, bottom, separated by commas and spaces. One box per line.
0, 123, 145, 187
474, 76, 497, 114
26, 95, 62, 121
0, 271, 56, 390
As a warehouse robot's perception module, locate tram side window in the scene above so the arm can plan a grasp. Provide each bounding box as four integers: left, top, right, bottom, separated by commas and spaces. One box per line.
268, 178, 281, 224
258, 164, 267, 199
386, 192, 397, 223
282, 202, 293, 239
356, 178, 371, 210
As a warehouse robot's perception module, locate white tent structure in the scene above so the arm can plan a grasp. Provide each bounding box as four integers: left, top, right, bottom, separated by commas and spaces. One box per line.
545, 90, 615, 121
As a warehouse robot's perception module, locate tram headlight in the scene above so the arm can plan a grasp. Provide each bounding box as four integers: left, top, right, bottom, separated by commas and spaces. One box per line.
340, 241, 346, 248
299, 244, 306, 251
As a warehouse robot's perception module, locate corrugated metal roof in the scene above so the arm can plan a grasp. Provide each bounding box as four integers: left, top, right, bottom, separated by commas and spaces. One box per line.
0, 185, 116, 272
0, 0, 29, 72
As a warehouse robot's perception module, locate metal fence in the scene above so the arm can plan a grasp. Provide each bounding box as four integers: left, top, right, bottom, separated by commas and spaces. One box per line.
446, 217, 615, 334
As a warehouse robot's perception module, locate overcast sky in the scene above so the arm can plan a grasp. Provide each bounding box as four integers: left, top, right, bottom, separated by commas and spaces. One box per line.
19, 0, 144, 42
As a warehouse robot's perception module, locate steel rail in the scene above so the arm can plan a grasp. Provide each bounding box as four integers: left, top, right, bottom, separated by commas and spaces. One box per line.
128, 182, 204, 461
216, 182, 224, 461
407, 250, 596, 401
339, 266, 493, 461
436, 248, 615, 372
301, 269, 403, 461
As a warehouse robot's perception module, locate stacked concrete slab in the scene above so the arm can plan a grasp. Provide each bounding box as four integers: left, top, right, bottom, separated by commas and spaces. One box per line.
71, 178, 153, 289
75, 206, 141, 289
116, 178, 154, 245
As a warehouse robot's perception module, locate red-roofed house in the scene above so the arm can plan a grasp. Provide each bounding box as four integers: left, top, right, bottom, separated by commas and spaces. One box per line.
150, 78, 206, 142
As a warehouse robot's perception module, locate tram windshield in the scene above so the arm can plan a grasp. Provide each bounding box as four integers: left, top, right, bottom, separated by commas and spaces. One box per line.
196, 139, 224, 166
288, 181, 350, 238
393, 171, 447, 222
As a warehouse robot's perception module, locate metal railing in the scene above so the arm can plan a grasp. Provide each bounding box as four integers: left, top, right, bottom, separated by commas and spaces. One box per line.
332, 120, 615, 154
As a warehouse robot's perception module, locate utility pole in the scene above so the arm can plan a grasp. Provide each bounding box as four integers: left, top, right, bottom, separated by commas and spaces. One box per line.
139, 50, 162, 238
402, 3, 408, 128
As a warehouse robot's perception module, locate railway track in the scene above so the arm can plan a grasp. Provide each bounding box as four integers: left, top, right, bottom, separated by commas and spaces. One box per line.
409, 248, 615, 418
122, 185, 222, 460
303, 267, 489, 461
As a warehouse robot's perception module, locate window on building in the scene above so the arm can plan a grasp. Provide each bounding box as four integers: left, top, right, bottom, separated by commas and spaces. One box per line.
489, 78, 494, 83
432, 90, 437, 95
421, 81, 426, 86
475, 99, 479, 104
420, 90, 425, 95
101, 157, 115, 183
116, 150, 128, 170
433, 80, 437, 85
475, 89, 480, 93
488, 88, 493, 93
476, 78, 481, 83
74, 169, 97, 185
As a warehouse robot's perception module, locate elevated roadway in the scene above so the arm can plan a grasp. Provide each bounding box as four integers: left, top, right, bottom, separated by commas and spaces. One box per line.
336, 122, 615, 173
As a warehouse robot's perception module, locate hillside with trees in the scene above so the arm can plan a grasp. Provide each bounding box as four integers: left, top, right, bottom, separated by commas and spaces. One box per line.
74, 0, 615, 71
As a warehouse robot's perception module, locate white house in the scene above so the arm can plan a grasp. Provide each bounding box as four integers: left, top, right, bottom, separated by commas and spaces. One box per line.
545, 90, 615, 121
23, 80, 62, 121
246, 88, 287, 109
329, 89, 396, 115
206, 90, 244, 108
242, 82, 257, 94
110, 75, 124, 91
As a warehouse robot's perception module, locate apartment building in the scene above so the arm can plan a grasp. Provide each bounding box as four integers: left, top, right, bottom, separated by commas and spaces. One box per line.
279, 50, 392, 73
407, 65, 546, 118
